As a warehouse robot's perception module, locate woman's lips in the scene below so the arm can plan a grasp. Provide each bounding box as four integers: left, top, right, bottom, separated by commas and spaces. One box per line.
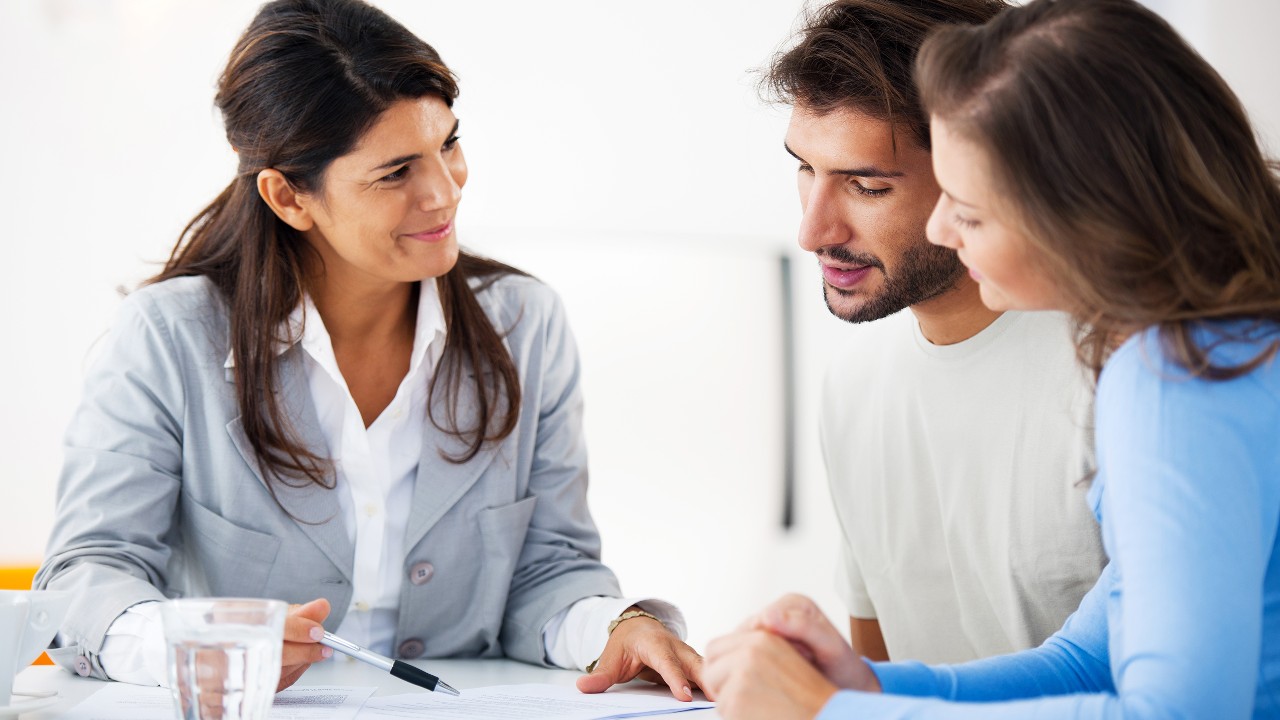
821, 263, 874, 289
407, 221, 453, 242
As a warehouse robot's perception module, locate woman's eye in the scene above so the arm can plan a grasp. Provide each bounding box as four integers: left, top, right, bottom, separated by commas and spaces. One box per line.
443, 134, 461, 152
954, 214, 980, 229
381, 165, 410, 182
797, 162, 814, 175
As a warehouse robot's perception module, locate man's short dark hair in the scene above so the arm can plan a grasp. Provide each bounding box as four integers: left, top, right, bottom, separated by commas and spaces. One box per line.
764, 0, 1007, 150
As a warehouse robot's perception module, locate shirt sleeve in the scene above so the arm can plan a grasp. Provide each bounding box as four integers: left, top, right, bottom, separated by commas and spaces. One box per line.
834, 538, 876, 620
99, 601, 169, 687
541, 596, 686, 670
33, 290, 182, 680
813, 336, 1271, 718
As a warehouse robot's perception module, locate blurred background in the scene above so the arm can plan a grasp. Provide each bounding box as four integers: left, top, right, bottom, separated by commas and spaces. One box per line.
1, 0, 1277, 652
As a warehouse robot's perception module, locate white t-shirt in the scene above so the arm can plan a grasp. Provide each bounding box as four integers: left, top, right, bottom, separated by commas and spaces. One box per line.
822, 309, 1105, 664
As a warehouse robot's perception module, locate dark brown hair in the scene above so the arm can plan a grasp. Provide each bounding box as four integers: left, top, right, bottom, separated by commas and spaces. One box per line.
916, 0, 1280, 379
763, 0, 1008, 150
152, 0, 525, 501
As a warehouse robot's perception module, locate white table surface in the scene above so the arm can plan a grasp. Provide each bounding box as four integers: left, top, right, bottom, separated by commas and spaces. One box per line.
12, 657, 718, 719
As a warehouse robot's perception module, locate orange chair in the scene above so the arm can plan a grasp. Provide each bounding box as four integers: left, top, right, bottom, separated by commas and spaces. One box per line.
0, 565, 52, 665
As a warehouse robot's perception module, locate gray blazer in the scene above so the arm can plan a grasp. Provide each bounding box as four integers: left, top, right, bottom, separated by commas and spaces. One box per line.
35, 274, 621, 680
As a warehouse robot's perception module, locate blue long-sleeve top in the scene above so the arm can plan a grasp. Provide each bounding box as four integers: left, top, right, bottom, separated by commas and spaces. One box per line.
819, 323, 1280, 718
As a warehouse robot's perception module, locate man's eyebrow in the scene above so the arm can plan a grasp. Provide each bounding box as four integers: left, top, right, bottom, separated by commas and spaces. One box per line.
783, 142, 904, 178
368, 119, 462, 173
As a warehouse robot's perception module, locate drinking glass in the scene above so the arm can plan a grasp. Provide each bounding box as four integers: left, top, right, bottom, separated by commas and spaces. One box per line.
160, 598, 286, 720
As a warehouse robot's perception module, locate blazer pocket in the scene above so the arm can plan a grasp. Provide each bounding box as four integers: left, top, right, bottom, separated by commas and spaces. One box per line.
183, 497, 281, 597
477, 496, 538, 565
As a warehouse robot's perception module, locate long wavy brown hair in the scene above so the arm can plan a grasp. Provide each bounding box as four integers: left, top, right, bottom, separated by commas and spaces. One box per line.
151, 0, 525, 502
915, 0, 1280, 379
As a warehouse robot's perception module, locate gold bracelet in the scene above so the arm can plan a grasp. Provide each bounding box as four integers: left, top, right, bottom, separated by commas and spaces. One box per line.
585, 610, 664, 672
606, 609, 662, 636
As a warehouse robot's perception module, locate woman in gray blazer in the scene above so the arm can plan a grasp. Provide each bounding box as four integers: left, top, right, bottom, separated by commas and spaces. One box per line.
35, 0, 703, 700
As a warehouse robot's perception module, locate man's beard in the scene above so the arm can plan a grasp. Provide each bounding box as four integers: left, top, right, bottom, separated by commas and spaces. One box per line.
821, 240, 965, 324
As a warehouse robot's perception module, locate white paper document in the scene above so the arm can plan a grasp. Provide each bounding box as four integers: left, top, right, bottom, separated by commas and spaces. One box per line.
355, 684, 714, 720
54, 683, 376, 720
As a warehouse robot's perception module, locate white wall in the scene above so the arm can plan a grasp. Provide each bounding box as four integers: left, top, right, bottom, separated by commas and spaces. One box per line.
2, 0, 1277, 651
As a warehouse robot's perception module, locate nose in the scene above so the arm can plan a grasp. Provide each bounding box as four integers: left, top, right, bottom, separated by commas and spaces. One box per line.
797, 176, 850, 254
415, 154, 464, 213
926, 192, 958, 249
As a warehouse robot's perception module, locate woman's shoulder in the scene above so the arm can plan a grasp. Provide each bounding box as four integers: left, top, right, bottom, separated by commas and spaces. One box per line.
1101, 320, 1280, 405
112, 276, 230, 357
122, 275, 227, 322
472, 271, 565, 326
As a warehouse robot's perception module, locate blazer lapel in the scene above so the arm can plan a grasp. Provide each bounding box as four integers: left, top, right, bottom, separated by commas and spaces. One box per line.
225, 347, 354, 582
403, 367, 506, 551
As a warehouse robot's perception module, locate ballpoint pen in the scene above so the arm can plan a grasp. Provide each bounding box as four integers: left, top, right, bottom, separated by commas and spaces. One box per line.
319, 631, 461, 696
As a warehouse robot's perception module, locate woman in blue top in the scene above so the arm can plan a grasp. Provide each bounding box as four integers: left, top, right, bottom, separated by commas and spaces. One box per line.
702, 0, 1280, 717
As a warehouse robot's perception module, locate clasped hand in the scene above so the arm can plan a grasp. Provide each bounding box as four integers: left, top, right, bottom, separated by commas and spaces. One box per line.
703, 594, 881, 720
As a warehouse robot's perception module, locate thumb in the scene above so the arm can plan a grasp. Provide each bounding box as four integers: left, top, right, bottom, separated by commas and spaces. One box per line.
293, 598, 331, 623
576, 650, 625, 694
762, 604, 846, 667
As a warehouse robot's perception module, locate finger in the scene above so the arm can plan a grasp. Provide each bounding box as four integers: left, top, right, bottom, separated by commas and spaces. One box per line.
276, 663, 310, 692
761, 599, 846, 665
638, 644, 693, 702
677, 646, 707, 692
575, 661, 637, 694
283, 599, 330, 643
701, 630, 771, 701
575, 646, 637, 694
704, 630, 749, 664
734, 610, 767, 633
282, 639, 332, 667
786, 637, 819, 664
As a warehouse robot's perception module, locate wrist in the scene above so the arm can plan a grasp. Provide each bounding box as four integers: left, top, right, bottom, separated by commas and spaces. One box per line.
584, 608, 666, 672
607, 608, 664, 636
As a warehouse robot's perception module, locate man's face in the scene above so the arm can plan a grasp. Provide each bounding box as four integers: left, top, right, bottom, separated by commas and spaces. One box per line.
785, 105, 963, 323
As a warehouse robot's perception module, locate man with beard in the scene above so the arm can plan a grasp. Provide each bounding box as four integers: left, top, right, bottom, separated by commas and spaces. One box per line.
768, 0, 1105, 663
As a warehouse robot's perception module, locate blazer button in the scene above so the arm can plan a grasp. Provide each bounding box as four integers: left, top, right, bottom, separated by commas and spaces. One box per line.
74, 656, 91, 677
397, 638, 425, 659
408, 562, 435, 586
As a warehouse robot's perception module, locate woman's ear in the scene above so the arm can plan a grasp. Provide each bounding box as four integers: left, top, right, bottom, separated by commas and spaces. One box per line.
256, 169, 316, 231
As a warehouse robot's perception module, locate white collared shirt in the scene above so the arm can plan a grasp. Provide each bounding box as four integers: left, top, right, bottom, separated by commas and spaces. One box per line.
97, 280, 682, 685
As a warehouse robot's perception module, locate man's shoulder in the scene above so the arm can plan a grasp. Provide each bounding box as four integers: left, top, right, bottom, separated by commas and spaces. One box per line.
979, 311, 1084, 381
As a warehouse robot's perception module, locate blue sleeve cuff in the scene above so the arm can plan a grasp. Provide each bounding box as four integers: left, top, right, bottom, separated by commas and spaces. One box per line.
870, 659, 949, 697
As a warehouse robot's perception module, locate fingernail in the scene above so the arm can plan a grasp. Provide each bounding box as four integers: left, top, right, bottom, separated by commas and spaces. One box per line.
321, 646, 333, 658
682, 686, 691, 698
310, 627, 324, 642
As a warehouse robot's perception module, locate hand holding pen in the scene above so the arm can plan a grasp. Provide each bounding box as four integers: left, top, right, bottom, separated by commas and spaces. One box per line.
280, 599, 336, 692
320, 632, 459, 695
280, 597, 459, 695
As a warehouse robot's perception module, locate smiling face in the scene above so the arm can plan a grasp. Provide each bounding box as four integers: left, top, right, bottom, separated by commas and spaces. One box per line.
297, 96, 466, 291
786, 104, 964, 323
926, 117, 1062, 312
